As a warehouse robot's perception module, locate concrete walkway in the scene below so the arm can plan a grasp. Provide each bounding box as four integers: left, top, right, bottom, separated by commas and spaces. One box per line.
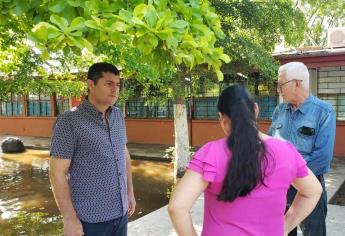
1, 135, 345, 235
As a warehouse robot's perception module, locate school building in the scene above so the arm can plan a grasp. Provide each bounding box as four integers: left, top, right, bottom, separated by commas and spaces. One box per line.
1, 48, 345, 157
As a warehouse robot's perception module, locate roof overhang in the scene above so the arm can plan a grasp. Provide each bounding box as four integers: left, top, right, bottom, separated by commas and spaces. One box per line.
274, 48, 345, 68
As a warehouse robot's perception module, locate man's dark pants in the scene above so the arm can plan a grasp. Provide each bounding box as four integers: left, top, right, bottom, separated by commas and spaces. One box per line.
81, 213, 128, 236
287, 175, 327, 236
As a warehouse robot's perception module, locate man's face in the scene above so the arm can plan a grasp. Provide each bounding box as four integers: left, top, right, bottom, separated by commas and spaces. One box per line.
88, 72, 121, 106
277, 74, 297, 103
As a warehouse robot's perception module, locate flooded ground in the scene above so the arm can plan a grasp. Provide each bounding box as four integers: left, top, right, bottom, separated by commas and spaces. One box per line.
0, 149, 173, 235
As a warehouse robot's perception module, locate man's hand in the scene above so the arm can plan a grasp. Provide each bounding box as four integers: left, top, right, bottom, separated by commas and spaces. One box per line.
128, 192, 136, 217
63, 217, 84, 236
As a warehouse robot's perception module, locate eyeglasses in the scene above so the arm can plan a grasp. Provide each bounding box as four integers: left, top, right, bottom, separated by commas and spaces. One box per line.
276, 79, 302, 90
218, 112, 222, 120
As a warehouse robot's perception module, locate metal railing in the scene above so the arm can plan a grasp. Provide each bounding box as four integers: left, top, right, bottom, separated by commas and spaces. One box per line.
0, 96, 23, 116
56, 97, 70, 115
122, 95, 277, 120
27, 98, 51, 116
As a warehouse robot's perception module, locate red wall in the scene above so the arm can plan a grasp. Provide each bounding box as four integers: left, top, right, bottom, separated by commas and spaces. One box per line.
0, 117, 344, 157
126, 119, 175, 145
334, 122, 345, 157
0, 117, 55, 137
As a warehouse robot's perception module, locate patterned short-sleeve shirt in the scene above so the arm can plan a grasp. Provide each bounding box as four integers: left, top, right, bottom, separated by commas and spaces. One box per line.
50, 99, 128, 223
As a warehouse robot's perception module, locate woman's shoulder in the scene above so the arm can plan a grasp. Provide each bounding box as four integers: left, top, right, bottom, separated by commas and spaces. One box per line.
197, 137, 227, 151
263, 136, 295, 150
263, 137, 301, 166
193, 138, 229, 163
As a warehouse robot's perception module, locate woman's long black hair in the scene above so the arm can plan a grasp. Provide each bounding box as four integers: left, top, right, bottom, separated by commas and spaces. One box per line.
217, 85, 267, 202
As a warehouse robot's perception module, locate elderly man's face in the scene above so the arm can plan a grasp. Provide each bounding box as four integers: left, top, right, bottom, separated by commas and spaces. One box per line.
277, 74, 298, 103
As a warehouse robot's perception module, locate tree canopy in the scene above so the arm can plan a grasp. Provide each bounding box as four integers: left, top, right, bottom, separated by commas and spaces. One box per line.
0, 0, 234, 100
211, 0, 307, 79
0, 0, 315, 100
298, 0, 345, 46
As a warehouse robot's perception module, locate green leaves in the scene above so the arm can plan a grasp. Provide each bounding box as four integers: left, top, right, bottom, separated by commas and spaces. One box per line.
48, 1, 67, 13
133, 33, 158, 55
70, 17, 86, 32
169, 20, 188, 29
67, 0, 84, 8
14, 0, 30, 16
145, 5, 158, 27
29, 15, 89, 54
2, 0, 231, 97
50, 15, 69, 31
300, 0, 345, 46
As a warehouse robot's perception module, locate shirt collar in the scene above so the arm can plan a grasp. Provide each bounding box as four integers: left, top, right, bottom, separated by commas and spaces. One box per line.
286, 94, 314, 114
82, 96, 113, 118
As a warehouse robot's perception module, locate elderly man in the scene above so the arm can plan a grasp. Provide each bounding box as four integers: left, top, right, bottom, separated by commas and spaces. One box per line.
268, 62, 336, 236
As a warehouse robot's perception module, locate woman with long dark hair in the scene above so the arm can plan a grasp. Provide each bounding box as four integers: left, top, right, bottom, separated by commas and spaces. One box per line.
168, 85, 322, 236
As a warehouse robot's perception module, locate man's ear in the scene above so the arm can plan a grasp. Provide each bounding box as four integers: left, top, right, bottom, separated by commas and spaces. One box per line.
254, 102, 259, 119
87, 79, 94, 91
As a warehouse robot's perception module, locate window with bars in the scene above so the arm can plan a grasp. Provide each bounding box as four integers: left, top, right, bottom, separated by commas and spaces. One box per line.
56, 95, 70, 115
123, 95, 277, 120
317, 66, 345, 121
0, 94, 23, 116
255, 95, 277, 120
193, 97, 218, 119
27, 94, 52, 116
192, 95, 277, 120
126, 99, 174, 118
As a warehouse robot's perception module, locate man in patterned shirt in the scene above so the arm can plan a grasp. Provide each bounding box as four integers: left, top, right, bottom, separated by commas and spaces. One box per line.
50, 62, 135, 236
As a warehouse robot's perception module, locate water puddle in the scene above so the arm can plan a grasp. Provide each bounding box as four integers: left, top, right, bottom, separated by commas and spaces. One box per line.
0, 149, 173, 235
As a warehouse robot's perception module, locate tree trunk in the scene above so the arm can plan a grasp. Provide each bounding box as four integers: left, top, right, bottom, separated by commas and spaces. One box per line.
173, 96, 190, 180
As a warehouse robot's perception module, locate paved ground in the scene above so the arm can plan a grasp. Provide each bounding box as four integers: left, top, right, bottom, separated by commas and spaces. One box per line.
0, 135, 171, 159
1, 135, 345, 235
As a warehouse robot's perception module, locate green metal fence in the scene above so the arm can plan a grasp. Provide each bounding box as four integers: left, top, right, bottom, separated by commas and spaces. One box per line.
122, 95, 277, 120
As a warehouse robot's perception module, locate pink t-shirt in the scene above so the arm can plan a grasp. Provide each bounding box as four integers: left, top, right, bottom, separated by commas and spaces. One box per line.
187, 137, 308, 236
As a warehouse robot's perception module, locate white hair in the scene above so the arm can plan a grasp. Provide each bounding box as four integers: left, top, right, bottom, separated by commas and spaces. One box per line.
278, 62, 309, 91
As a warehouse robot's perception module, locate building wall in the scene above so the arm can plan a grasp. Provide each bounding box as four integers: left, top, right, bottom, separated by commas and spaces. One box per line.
1, 117, 344, 157
126, 119, 175, 145
0, 117, 55, 137
318, 66, 345, 94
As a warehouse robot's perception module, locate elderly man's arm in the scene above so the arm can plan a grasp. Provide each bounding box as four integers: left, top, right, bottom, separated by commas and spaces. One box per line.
49, 158, 84, 236
267, 105, 280, 136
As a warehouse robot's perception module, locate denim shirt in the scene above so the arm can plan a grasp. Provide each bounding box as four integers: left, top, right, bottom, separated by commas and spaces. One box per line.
268, 95, 336, 175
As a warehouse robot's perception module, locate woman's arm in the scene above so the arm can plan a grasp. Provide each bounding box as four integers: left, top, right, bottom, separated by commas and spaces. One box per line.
168, 170, 209, 236
284, 168, 322, 235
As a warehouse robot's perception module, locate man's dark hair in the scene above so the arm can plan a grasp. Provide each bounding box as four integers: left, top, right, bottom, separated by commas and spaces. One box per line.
87, 62, 120, 85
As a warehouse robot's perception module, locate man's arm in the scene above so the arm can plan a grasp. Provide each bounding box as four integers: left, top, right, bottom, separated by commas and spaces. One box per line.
125, 146, 136, 217
304, 110, 336, 174
49, 158, 83, 236
267, 105, 280, 136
